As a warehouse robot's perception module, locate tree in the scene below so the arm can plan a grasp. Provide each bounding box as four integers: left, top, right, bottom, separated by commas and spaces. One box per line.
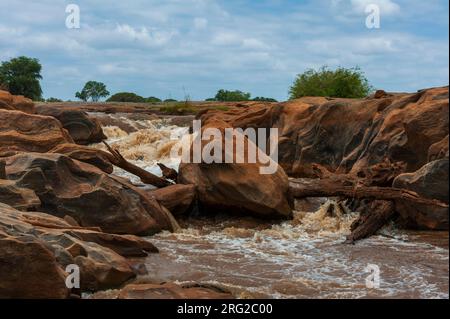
75, 81, 109, 102
46, 97, 63, 102
0, 56, 43, 100
146, 96, 162, 103
164, 99, 177, 103
107, 92, 145, 103
289, 66, 372, 99
213, 89, 251, 102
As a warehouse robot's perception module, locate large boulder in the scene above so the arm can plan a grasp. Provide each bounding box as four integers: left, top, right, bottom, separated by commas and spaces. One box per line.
393, 159, 449, 230
2, 153, 177, 235
0, 90, 35, 113
0, 178, 40, 210
36, 105, 106, 145
0, 109, 74, 157
148, 184, 196, 216
0, 203, 160, 296
178, 119, 293, 219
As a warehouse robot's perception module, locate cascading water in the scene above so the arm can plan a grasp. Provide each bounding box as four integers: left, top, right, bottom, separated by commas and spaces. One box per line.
91, 113, 449, 299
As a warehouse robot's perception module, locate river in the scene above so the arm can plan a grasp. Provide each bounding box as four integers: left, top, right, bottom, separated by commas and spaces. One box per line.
91, 113, 449, 299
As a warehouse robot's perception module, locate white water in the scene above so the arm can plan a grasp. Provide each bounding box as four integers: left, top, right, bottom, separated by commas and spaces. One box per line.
94, 113, 449, 299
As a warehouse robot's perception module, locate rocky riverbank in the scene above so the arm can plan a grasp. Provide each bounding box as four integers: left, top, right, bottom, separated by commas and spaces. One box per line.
0, 87, 448, 298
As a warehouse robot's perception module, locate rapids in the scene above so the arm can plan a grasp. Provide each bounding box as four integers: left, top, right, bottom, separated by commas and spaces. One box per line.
92, 113, 449, 299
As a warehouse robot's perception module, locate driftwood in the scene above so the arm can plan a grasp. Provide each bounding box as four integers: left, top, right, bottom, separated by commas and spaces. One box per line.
345, 200, 395, 243
289, 178, 448, 208
290, 178, 448, 242
103, 141, 172, 188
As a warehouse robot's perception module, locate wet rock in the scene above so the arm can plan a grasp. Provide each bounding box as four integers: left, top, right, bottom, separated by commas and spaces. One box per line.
393, 159, 449, 230
118, 283, 234, 299
36, 105, 106, 145
3, 153, 177, 235
148, 184, 196, 216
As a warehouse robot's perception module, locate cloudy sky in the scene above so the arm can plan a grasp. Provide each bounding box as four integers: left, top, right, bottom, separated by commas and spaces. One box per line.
0, 0, 448, 101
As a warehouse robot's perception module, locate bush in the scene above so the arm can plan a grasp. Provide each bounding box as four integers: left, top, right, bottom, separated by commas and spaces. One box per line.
289, 66, 372, 99
107, 92, 145, 103
46, 97, 63, 102
213, 89, 251, 102
0, 56, 43, 100
146, 96, 162, 103
252, 97, 278, 102
164, 98, 177, 103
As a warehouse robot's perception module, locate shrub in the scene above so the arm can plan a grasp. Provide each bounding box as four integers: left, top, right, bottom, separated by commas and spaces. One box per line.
213, 89, 251, 102
46, 97, 63, 102
252, 97, 278, 102
289, 66, 372, 99
107, 92, 145, 103
146, 96, 162, 103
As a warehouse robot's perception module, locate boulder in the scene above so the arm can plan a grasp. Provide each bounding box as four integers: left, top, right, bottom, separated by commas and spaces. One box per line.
148, 184, 196, 216
393, 159, 449, 230
0, 179, 40, 210
36, 105, 106, 145
0, 203, 161, 295
3, 153, 177, 235
118, 283, 234, 299
0, 90, 35, 113
178, 119, 293, 219
0, 109, 74, 157
0, 235, 70, 299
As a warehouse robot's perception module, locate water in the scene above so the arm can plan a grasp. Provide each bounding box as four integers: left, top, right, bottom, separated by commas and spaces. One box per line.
93, 113, 449, 299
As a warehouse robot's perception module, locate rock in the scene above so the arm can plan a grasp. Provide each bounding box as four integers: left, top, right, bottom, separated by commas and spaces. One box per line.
198, 87, 449, 178
178, 119, 293, 219
0, 178, 41, 210
36, 105, 106, 145
393, 159, 449, 230
0, 109, 74, 157
50, 143, 114, 174
4, 153, 177, 235
0, 90, 35, 113
118, 283, 234, 299
428, 135, 449, 162
148, 184, 196, 216
0, 235, 70, 299
0, 203, 161, 294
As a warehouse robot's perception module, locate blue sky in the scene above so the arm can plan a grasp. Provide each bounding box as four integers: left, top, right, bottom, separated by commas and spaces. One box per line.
0, 0, 448, 101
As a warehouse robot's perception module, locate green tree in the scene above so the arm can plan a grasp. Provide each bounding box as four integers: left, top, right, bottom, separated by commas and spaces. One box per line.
213, 89, 251, 102
0, 56, 43, 100
76, 81, 110, 102
46, 97, 63, 102
289, 66, 372, 99
107, 92, 145, 103
146, 96, 162, 103
164, 98, 177, 103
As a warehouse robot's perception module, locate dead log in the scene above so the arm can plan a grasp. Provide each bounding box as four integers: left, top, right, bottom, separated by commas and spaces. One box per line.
103, 141, 172, 188
345, 200, 395, 243
289, 178, 448, 209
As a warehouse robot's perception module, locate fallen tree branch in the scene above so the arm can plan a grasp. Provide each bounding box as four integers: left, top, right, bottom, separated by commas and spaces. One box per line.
103, 141, 172, 188
289, 178, 448, 208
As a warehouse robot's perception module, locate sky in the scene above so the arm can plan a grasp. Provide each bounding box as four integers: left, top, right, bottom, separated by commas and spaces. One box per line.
0, 0, 448, 101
